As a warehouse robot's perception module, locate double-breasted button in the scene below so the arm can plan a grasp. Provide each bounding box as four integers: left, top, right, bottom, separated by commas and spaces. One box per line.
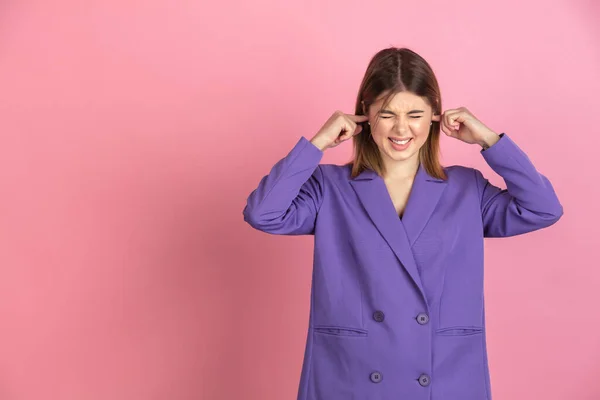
373, 310, 385, 322
370, 371, 383, 383
416, 313, 429, 325
418, 374, 431, 387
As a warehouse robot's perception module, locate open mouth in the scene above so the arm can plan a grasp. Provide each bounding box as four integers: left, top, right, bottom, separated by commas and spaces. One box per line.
388, 137, 413, 150
389, 137, 412, 145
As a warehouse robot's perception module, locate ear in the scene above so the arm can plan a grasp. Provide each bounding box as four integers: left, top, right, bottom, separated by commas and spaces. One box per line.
361, 100, 367, 116
431, 113, 441, 122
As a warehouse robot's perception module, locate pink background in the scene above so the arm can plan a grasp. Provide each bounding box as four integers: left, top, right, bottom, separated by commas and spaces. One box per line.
0, 0, 598, 399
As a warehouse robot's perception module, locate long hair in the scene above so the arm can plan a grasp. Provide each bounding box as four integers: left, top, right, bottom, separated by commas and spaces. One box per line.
347, 47, 446, 180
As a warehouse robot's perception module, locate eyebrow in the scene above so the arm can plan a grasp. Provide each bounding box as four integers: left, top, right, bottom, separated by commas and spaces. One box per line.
378, 109, 425, 115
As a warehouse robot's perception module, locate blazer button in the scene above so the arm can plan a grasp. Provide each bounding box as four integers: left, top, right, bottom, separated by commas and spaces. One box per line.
416, 313, 429, 325
418, 374, 431, 387
373, 310, 385, 322
370, 371, 383, 383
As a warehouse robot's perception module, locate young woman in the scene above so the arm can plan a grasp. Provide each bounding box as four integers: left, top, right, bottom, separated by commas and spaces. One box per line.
243, 47, 563, 400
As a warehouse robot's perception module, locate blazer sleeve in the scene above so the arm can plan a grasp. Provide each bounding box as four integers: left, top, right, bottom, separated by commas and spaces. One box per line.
474, 133, 564, 238
243, 136, 325, 235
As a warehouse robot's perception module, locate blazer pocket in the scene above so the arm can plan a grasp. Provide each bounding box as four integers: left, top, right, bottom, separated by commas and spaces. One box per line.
313, 325, 368, 337
436, 326, 483, 336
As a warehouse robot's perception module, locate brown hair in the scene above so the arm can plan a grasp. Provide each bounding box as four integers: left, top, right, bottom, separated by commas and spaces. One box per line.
347, 47, 447, 180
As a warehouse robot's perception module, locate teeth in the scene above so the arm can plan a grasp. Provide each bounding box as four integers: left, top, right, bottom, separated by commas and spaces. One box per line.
391, 138, 411, 145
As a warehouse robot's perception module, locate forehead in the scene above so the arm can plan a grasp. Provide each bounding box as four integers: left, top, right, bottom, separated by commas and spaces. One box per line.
373, 91, 430, 110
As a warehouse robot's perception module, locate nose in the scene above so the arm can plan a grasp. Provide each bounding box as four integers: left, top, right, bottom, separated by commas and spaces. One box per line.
393, 115, 409, 133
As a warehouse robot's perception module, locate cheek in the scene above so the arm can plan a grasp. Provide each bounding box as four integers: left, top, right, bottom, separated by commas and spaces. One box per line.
370, 124, 388, 142
411, 119, 428, 131
412, 121, 431, 139
372, 132, 387, 147
372, 120, 395, 136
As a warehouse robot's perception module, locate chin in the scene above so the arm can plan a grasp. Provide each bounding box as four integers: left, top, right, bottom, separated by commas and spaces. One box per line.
390, 152, 417, 161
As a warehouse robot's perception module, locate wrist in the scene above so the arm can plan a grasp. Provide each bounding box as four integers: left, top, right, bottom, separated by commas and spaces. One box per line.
479, 133, 500, 150
310, 138, 327, 152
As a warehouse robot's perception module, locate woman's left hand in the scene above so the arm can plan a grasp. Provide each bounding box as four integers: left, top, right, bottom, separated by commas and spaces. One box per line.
432, 107, 500, 149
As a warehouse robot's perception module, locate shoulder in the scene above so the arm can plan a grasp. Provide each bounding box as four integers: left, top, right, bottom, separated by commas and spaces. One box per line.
442, 164, 486, 190
317, 163, 353, 181
443, 164, 476, 180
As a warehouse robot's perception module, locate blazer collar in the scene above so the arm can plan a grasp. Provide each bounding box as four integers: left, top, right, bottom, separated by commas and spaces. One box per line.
351, 162, 445, 183
349, 163, 447, 301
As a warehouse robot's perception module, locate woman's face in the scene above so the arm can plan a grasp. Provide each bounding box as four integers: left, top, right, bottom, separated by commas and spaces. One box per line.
364, 91, 436, 165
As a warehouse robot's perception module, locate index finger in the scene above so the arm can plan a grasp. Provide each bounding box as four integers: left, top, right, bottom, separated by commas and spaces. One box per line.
347, 114, 369, 122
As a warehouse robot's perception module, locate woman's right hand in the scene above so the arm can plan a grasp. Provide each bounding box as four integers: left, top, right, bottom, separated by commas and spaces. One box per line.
310, 111, 369, 151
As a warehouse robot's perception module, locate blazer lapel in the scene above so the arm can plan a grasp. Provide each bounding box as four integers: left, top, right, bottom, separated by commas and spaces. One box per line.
349, 163, 447, 301
401, 163, 447, 247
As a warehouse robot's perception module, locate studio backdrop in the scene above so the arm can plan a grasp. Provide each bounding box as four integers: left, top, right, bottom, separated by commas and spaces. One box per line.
0, 0, 598, 399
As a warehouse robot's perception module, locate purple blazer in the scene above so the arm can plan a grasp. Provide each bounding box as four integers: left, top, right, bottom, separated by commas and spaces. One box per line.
243, 133, 563, 400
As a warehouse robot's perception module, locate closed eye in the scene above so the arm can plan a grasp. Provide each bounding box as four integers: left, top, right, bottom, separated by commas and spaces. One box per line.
380, 116, 421, 119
